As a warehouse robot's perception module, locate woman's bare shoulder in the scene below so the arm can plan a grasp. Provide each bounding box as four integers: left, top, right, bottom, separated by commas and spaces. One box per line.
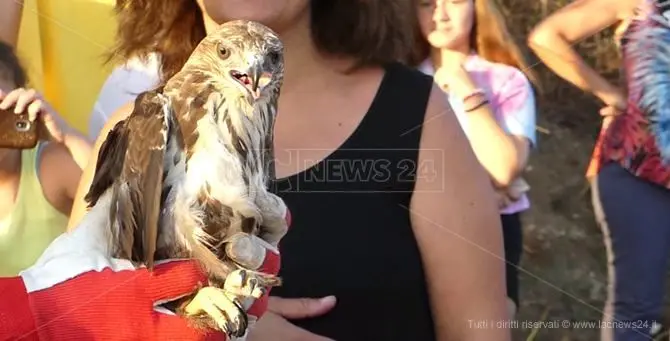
110, 102, 134, 124
98, 102, 134, 140
89, 54, 160, 139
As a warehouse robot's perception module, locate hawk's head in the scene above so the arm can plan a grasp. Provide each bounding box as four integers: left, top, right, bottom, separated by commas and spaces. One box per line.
169, 20, 284, 178
184, 20, 284, 106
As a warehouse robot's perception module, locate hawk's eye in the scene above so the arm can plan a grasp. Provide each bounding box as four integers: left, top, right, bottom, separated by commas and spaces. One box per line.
217, 43, 230, 60
267, 51, 280, 65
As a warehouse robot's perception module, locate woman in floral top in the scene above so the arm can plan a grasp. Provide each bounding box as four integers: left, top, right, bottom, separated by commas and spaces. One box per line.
530, 0, 670, 340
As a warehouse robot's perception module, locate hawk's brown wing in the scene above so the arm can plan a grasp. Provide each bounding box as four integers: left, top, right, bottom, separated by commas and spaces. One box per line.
85, 88, 172, 270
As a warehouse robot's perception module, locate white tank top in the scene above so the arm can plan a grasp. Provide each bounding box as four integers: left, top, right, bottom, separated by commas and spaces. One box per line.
87, 54, 161, 140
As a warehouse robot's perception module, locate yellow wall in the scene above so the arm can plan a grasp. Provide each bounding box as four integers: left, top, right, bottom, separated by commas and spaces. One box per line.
16, 0, 117, 134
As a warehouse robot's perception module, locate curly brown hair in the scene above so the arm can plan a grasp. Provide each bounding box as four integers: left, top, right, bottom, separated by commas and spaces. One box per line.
108, 0, 416, 81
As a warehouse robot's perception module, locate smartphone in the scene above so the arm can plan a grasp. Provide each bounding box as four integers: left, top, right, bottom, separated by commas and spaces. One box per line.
0, 107, 39, 149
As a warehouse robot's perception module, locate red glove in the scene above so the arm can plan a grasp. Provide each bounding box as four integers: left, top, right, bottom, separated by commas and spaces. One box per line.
0, 260, 220, 341
0, 210, 291, 341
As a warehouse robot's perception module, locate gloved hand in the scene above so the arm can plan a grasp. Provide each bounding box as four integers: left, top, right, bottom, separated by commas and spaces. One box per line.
0, 259, 220, 341
0, 209, 291, 341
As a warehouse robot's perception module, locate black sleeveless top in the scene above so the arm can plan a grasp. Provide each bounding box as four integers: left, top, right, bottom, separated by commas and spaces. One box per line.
270, 62, 437, 341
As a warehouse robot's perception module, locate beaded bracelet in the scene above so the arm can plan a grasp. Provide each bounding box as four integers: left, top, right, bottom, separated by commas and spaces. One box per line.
464, 99, 490, 113
461, 88, 486, 103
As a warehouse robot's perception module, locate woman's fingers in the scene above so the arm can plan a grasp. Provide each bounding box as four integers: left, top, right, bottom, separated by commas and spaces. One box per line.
599, 105, 622, 117
26, 98, 43, 121
0, 88, 41, 121
12, 88, 37, 115
0, 87, 22, 110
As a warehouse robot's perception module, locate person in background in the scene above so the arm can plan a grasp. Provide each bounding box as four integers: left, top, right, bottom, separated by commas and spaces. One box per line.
11, 0, 119, 132
72, 0, 511, 340
0, 41, 92, 276
412, 0, 539, 319
529, 0, 670, 340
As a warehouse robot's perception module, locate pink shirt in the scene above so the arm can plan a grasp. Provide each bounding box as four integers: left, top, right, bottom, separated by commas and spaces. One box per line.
418, 55, 537, 214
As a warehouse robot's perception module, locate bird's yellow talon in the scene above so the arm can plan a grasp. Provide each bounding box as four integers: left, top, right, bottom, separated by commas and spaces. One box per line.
185, 286, 248, 337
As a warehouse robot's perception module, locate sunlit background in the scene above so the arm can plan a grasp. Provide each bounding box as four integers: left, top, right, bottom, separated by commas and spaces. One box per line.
16, 0, 117, 133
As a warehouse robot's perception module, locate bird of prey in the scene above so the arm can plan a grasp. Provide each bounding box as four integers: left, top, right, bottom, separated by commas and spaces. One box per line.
82, 20, 288, 337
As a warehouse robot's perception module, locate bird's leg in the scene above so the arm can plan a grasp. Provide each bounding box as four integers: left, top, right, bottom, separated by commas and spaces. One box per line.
183, 269, 268, 337
223, 232, 281, 287
255, 192, 289, 246
183, 286, 246, 337
174, 193, 282, 336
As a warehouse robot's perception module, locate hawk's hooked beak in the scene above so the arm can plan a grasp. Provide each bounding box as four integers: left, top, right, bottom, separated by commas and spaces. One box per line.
230, 59, 272, 100
250, 65, 262, 95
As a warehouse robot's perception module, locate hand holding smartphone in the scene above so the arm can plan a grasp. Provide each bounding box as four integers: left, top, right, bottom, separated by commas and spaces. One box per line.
0, 105, 41, 149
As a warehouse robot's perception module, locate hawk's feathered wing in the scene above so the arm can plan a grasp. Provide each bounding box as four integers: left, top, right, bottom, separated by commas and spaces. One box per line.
85, 87, 175, 269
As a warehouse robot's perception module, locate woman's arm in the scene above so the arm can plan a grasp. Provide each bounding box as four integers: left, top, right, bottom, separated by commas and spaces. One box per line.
53, 121, 93, 201
59, 128, 93, 170
439, 65, 534, 187
36, 96, 93, 198
5, 87, 94, 169
38, 113, 92, 212
0, 0, 23, 46
527, 0, 637, 107
66, 102, 134, 231
45, 107, 94, 170
410, 84, 510, 341
40, 142, 84, 215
